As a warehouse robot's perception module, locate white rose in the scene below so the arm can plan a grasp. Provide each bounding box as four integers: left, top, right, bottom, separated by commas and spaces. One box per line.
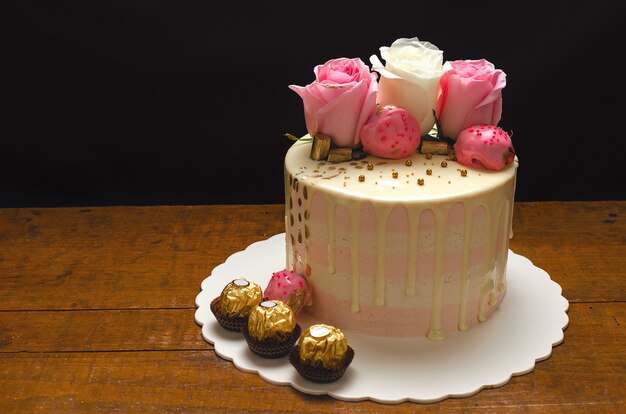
370, 37, 450, 136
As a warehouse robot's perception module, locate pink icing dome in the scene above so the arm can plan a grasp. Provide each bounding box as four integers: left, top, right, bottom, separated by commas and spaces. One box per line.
454, 124, 515, 170
359, 105, 421, 159
264, 269, 311, 315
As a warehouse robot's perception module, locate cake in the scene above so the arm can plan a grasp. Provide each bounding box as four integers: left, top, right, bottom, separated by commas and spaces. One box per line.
285, 37, 517, 340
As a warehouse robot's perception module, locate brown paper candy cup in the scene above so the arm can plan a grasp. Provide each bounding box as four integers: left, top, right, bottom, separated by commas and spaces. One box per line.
242, 323, 302, 359
210, 296, 246, 332
289, 345, 355, 383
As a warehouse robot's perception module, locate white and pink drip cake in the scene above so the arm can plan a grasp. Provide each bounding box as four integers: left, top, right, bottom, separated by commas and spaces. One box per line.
284, 139, 518, 339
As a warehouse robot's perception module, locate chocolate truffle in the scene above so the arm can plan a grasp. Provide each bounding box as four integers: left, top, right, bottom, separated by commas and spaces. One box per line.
289, 324, 354, 383
243, 300, 301, 358
210, 278, 263, 332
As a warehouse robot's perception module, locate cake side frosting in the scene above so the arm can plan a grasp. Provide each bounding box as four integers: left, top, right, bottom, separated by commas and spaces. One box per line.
285, 140, 517, 339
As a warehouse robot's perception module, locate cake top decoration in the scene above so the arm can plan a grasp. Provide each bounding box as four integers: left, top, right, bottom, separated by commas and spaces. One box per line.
288, 36, 514, 170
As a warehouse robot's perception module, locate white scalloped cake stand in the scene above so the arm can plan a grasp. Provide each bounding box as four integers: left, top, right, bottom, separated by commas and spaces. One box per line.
195, 233, 569, 404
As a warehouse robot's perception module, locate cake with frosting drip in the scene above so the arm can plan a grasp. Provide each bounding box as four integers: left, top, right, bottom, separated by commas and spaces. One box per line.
285, 36, 517, 340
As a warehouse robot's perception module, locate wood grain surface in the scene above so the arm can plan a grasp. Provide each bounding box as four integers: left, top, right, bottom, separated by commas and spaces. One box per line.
1, 202, 624, 413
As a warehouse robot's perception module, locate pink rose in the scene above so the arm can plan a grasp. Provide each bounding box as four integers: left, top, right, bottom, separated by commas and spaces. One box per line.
435, 59, 506, 140
289, 58, 378, 148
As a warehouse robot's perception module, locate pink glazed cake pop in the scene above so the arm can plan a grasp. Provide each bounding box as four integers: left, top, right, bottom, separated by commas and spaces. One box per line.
454, 124, 515, 170
264, 269, 311, 315
360, 105, 421, 159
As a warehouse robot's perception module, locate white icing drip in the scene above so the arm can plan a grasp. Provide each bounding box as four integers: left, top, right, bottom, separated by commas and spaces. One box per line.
427, 208, 448, 341
375, 205, 393, 307
508, 164, 517, 239
477, 192, 506, 322
349, 203, 360, 312
478, 278, 495, 322
498, 196, 511, 293
458, 201, 475, 331
327, 201, 335, 274
284, 166, 291, 271
405, 208, 419, 296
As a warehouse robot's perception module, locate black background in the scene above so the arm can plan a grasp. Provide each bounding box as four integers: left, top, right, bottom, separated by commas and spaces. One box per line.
3, 1, 625, 207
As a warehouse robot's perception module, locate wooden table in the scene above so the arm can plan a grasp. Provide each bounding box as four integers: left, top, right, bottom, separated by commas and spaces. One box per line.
1, 201, 624, 413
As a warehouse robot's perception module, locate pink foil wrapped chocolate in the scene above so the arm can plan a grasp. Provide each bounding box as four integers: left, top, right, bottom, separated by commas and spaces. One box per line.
264, 269, 311, 314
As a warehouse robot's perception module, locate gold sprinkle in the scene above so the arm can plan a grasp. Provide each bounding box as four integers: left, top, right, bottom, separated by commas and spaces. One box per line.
441, 161, 448, 168
460, 169, 468, 177
426, 169, 432, 175
392, 171, 398, 179
426, 153, 432, 159
367, 163, 374, 170
405, 159, 413, 166
418, 178, 424, 185
359, 175, 365, 182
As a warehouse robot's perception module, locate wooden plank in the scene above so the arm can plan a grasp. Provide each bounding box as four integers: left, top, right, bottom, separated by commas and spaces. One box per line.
0, 309, 211, 352
0, 205, 284, 311
0, 303, 623, 412
0, 202, 623, 313
0, 303, 621, 355
0, 319, 623, 414
509, 201, 626, 302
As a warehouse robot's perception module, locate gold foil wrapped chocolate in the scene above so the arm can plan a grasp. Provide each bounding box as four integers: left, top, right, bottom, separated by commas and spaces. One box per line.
298, 324, 348, 370
247, 300, 296, 342
219, 278, 263, 318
